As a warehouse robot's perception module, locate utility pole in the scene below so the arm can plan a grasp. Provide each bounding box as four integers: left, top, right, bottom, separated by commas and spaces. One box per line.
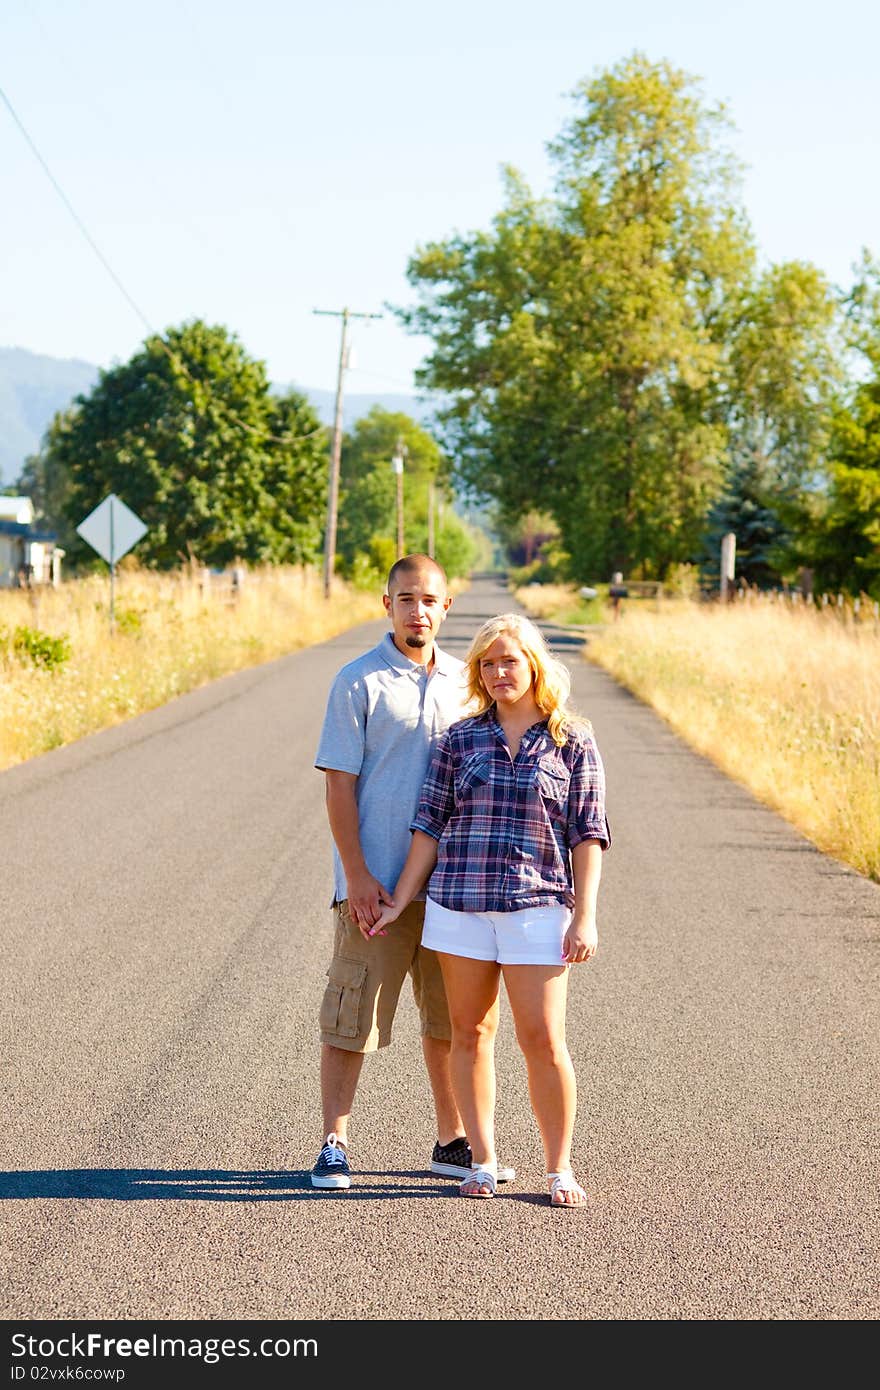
427, 479, 435, 558
391, 437, 407, 558
313, 305, 382, 597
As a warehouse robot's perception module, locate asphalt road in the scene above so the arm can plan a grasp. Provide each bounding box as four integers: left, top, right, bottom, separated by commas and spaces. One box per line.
2, 573, 878, 1327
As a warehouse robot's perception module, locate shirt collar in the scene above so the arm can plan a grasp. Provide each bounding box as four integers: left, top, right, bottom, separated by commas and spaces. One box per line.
487, 709, 551, 749
378, 630, 455, 677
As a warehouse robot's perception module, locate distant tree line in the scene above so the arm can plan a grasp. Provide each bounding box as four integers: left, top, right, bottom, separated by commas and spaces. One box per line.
394, 52, 880, 599
13, 320, 480, 582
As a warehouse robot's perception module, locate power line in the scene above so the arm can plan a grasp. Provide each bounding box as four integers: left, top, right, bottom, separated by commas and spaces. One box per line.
346, 364, 440, 395
0, 83, 326, 445
0, 83, 155, 335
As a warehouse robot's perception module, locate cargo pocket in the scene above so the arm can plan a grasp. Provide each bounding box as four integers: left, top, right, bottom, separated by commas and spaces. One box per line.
320, 957, 368, 1039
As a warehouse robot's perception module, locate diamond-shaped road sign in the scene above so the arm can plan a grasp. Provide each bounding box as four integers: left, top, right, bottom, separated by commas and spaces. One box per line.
76, 493, 148, 565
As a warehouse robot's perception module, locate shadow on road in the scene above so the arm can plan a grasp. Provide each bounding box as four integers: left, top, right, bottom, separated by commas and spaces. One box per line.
0, 1168, 550, 1204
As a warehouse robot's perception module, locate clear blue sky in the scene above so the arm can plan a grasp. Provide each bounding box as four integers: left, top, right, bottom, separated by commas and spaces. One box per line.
2, 0, 878, 398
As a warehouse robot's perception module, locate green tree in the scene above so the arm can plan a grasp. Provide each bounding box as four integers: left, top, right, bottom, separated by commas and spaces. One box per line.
844, 249, 880, 371
809, 387, 880, 598
43, 319, 327, 569
336, 407, 479, 580
13, 414, 79, 552
805, 254, 880, 598
397, 54, 849, 585
699, 434, 793, 590
398, 54, 755, 580
504, 510, 561, 569
727, 260, 842, 489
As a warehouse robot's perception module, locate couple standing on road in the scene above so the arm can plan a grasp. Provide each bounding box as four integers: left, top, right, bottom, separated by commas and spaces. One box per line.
311, 554, 611, 1206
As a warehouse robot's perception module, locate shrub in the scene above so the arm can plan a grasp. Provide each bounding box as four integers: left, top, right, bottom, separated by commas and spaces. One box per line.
114, 606, 144, 636
11, 625, 72, 672
663, 563, 701, 599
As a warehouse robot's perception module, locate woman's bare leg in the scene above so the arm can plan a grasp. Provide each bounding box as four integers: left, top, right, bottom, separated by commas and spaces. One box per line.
435, 952, 501, 1193
502, 964, 586, 1205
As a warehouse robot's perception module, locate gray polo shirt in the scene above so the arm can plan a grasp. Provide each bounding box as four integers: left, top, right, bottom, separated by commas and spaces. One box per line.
315, 631, 468, 905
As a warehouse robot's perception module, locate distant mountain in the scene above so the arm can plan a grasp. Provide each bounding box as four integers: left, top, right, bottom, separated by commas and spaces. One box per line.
0, 348, 446, 485
0, 347, 99, 483
282, 384, 444, 434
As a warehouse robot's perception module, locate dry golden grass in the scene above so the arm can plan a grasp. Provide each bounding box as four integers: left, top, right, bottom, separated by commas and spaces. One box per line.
0, 564, 382, 771
513, 582, 608, 625
512, 583, 581, 619
582, 596, 880, 882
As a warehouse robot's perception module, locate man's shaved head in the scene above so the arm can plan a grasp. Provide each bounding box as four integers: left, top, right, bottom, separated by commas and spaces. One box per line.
382, 554, 453, 663
386, 553, 449, 596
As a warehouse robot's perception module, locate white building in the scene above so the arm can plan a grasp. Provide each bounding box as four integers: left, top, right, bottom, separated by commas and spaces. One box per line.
0, 496, 63, 587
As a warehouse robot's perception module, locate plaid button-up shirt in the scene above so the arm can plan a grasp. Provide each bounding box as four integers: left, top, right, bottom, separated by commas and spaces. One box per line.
411, 710, 611, 912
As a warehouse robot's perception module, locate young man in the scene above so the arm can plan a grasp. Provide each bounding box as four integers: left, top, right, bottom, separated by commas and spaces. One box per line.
311, 554, 515, 1189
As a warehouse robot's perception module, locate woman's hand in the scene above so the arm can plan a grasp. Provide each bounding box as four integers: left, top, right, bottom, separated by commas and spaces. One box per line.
568, 840, 602, 963
365, 832, 439, 940
562, 913, 598, 964
367, 901, 402, 939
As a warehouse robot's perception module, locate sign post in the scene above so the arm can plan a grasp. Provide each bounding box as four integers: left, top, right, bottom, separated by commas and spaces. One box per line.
76, 494, 148, 630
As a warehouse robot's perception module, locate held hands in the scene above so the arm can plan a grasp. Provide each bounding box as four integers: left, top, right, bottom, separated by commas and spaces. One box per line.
368, 900, 403, 938
562, 913, 598, 964
347, 871, 394, 942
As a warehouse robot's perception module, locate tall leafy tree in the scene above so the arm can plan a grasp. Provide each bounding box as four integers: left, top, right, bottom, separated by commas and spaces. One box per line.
811, 413, 880, 598
727, 260, 842, 489
806, 253, 880, 598
43, 319, 327, 569
397, 54, 849, 584
398, 54, 754, 580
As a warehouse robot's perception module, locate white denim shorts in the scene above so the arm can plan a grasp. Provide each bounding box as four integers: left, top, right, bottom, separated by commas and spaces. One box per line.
422, 895, 573, 966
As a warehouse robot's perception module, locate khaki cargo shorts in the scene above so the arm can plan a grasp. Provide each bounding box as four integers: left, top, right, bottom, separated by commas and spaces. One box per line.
319, 898, 451, 1052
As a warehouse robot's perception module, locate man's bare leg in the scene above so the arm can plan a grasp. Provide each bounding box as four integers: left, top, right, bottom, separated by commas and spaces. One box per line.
422, 1035, 465, 1146
320, 1042, 364, 1146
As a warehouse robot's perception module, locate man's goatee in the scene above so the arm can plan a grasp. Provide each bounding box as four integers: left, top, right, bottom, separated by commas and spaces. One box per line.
405, 635, 427, 648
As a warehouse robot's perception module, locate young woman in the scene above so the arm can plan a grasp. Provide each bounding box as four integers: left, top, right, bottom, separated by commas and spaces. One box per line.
371, 613, 611, 1207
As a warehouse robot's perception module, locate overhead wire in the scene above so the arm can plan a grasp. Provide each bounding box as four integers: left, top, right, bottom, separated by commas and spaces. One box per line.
0, 82, 328, 443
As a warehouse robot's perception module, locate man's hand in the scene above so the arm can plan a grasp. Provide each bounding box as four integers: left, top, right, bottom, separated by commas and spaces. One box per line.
347, 870, 394, 941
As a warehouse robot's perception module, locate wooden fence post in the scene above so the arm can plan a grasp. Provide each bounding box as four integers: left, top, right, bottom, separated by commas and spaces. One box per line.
720, 532, 735, 601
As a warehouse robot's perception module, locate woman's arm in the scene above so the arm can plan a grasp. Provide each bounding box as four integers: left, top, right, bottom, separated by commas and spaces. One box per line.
563, 838, 603, 963
369, 831, 439, 938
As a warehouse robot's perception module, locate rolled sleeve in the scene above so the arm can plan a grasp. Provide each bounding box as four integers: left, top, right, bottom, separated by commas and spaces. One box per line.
411, 732, 456, 841
565, 737, 612, 850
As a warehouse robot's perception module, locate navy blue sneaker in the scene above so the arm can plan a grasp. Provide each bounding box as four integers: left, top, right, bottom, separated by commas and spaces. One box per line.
311, 1132, 351, 1189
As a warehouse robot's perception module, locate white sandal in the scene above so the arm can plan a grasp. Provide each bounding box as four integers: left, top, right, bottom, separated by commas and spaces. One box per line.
547, 1170, 587, 1207
459, 1165, 497, 1198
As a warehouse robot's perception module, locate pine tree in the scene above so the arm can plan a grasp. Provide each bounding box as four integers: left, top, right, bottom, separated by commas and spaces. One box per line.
700, 438, 790, 590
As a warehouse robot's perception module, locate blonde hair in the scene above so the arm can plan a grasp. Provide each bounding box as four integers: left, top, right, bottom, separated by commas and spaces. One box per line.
463, 613, 591, 747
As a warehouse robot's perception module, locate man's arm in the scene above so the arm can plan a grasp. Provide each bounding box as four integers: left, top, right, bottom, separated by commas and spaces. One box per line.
324, 770, 392, 934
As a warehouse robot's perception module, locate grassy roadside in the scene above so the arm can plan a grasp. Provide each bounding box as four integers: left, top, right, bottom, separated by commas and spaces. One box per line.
510, 581, 609, 626
0, 564, 386, 772
515, 583, 880, 883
